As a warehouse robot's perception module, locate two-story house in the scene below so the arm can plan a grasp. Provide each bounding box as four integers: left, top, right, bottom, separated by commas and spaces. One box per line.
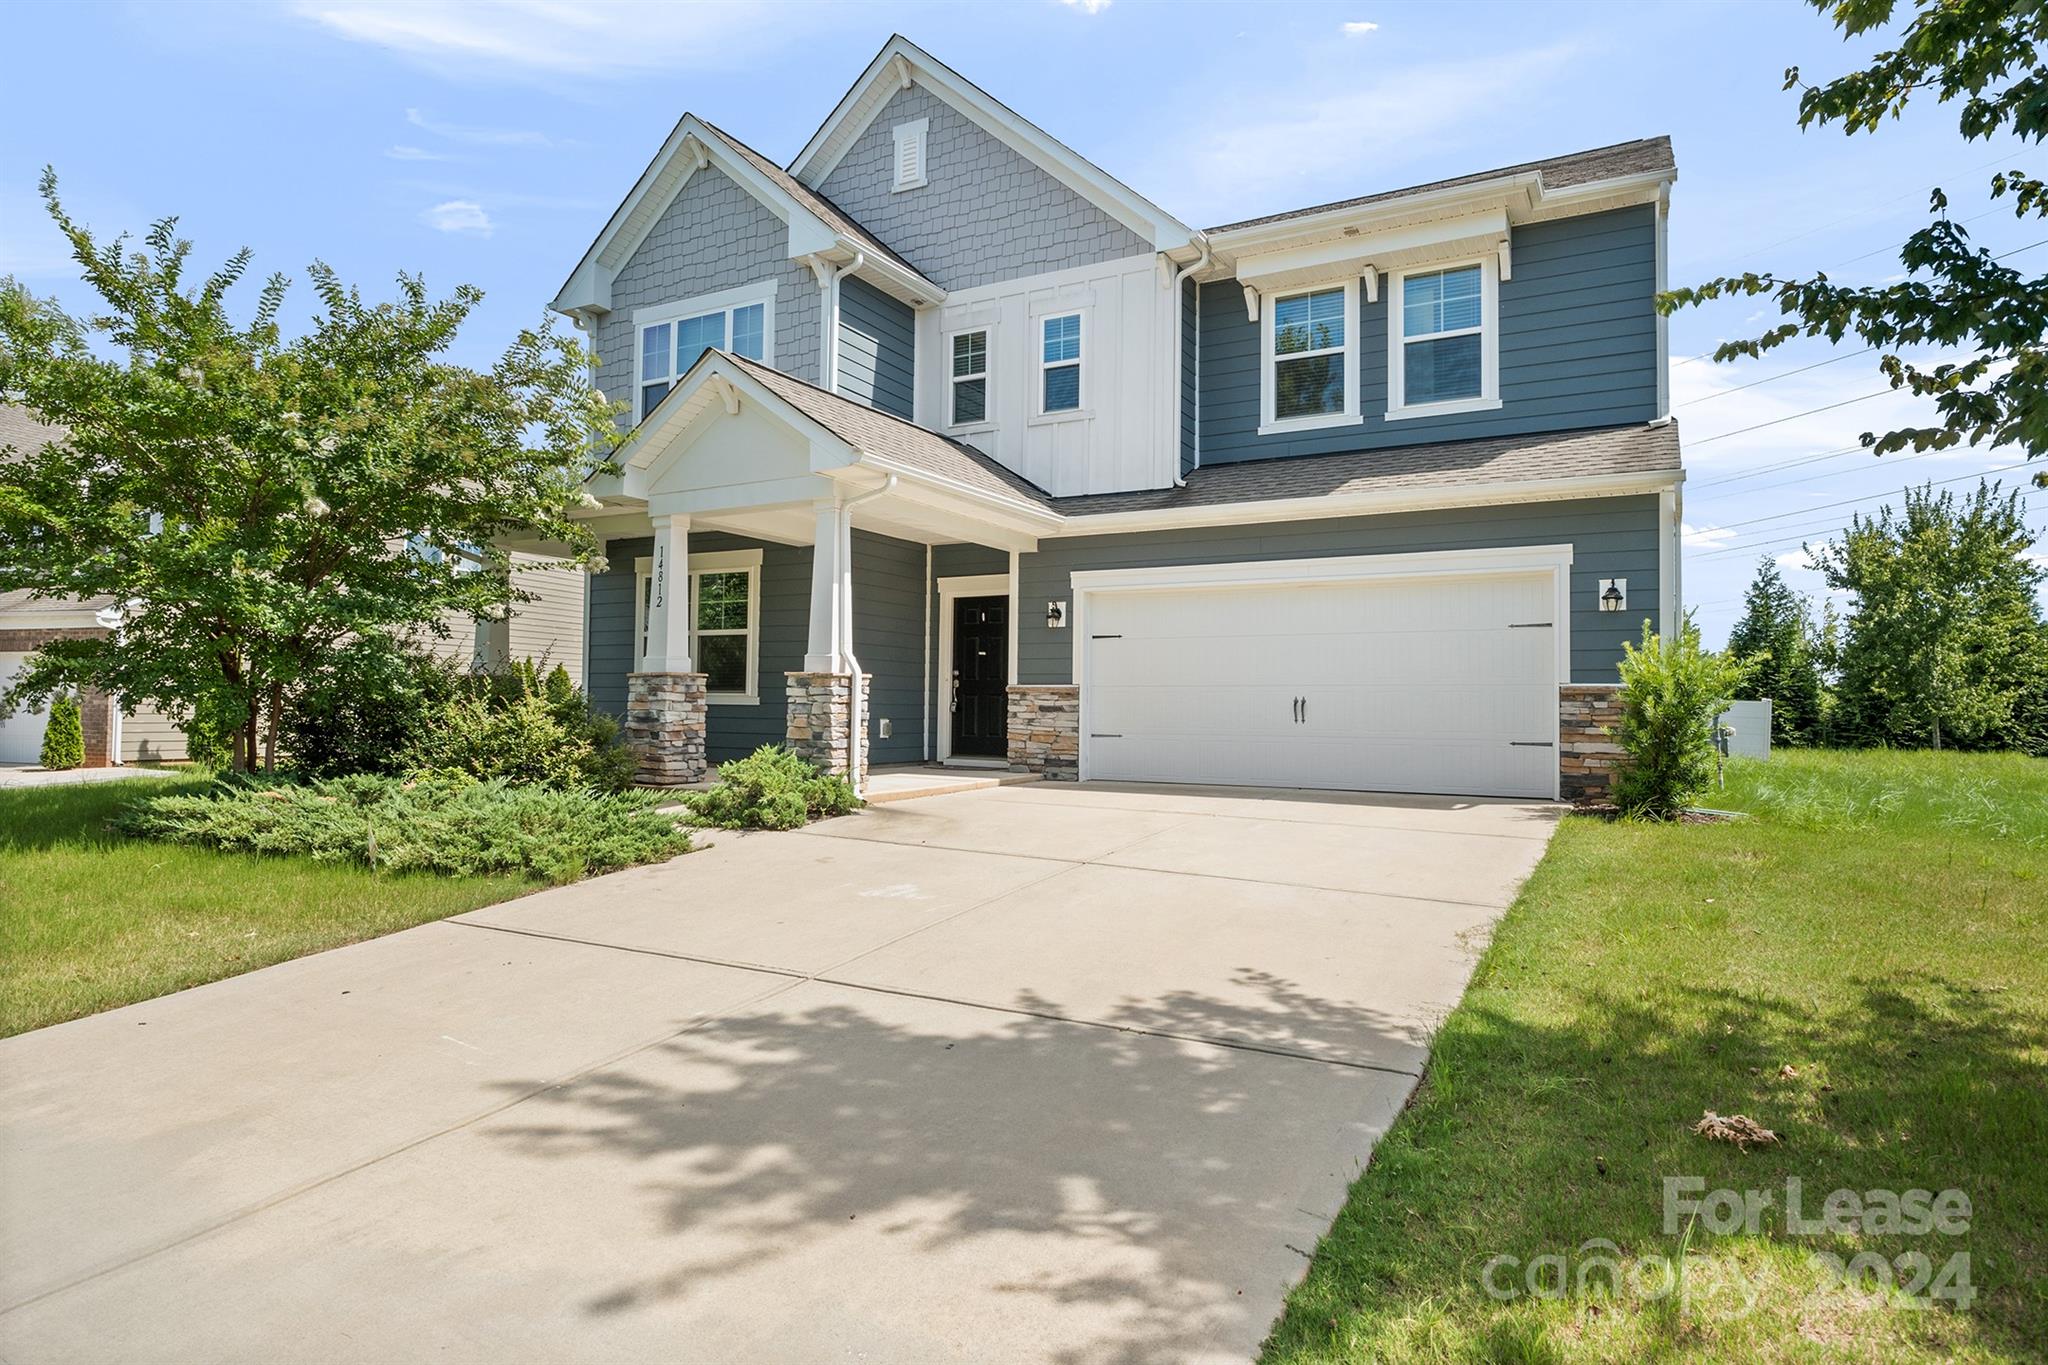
548, 36, 1682, 801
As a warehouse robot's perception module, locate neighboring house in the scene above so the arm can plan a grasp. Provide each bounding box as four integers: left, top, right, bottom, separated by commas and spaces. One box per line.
554, 35, 1683, 800
0, 403, 585, 766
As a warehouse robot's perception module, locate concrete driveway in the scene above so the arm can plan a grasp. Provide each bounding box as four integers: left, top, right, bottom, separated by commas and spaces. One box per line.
0, 781, 1558, 1364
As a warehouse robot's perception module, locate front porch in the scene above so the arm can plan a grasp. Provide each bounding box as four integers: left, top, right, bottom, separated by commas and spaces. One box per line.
575, 350, 1064, 793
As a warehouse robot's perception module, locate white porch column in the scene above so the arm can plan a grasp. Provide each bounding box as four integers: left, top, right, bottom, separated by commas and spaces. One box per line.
804, 497, 845, 672
646, 513, 693, 673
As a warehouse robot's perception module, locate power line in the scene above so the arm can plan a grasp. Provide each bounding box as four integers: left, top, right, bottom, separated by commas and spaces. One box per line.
1690, 389, 1896, 446
1716, 444, 1948, 497
1676, 348, 1875, 409
1708, 460, 2032, 535
1693, 443, 1871, 487
1692, 483, 2041, 562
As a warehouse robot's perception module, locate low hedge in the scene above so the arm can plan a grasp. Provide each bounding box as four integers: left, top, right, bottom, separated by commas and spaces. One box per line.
683, 745, 860, 831
116, 773, 690, 883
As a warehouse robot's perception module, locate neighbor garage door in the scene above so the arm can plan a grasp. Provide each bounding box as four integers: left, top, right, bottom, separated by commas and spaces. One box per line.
0, 652, 51, 765
1081, 563, 1561, 798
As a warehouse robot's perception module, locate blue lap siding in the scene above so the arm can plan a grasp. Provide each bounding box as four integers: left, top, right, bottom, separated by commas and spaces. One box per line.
836, 276, 916, 420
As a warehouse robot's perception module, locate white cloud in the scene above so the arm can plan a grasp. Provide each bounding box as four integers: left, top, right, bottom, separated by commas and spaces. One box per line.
1145, 42, 1583, 223
421, 200, 493, 235
405, 107, 554, 148
1060, 0, 1114, 11
1341, 20, 1379, 35
1682, 522, 1739, 549
296, 1, 834, 79
385, 144, 451, 161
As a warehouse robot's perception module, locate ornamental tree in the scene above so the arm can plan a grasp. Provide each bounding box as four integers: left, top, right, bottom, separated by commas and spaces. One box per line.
1660, 0, 2048, 477
1726, 555, 1832, 744
0, 171, 619, 771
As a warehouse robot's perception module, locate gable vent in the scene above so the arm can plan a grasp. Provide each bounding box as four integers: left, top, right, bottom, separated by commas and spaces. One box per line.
892, 119, 928, 193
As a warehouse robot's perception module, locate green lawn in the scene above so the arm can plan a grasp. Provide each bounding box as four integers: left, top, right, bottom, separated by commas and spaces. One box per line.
0, 776, 540, 1037
1263, 749, 2047, 1363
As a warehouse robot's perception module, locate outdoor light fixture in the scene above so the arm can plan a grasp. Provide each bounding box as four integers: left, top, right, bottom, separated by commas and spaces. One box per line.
1045, 600, 1068, 629
1599, 578, 1627, 613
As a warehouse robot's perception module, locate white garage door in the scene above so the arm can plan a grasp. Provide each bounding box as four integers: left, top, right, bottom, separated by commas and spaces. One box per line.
1082, 567, 1561, 798
0, 652, 52, 765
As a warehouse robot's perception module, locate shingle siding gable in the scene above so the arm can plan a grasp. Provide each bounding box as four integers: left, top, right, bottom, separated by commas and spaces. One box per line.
814, 83, 1154, 291
596, 163, 822, 424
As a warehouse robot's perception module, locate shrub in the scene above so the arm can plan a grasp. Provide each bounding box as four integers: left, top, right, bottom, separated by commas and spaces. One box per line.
116, 773, 690, 883
282, 639, 455, 779
683, 745, 860, 831
39, 694, 85, 769
1613, 617, 1753, 819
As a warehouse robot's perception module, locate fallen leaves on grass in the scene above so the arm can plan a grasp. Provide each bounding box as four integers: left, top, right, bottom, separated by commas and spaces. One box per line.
1694, 1110, 1781, 1149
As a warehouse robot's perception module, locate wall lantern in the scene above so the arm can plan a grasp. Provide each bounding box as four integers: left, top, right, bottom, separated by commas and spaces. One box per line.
1046, 600, 1068, 629
1598, 578, 1627, 613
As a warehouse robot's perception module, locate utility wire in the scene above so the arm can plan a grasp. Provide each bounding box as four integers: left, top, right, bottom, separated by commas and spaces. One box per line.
1719, 444, 1948, 496
1692, 484, 2041, 562
1690, 390, 1895, 446
1676, 349, 1876, 408
1705, 461, 2032, 534
1692, 444, 1871, 487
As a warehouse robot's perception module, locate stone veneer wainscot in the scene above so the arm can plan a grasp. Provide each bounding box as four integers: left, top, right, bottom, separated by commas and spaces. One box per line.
624, 672, 708, 786
1559, 683, 1625, 801
1007, 684, 1078, 780
784, 672, 870, 780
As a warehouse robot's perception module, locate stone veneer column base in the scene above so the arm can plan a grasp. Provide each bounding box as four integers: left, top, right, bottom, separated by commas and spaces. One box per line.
624, 672, 708, 786
785, 673, 870, 780
1007, 685, 1079, 781
1560, 683, 1626, 801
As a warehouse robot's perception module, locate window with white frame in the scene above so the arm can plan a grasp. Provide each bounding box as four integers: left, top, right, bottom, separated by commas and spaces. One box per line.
1259, 280, 1359, 433
1039, 313, 1082, 413
633, 549, 763, 702
949, 329, 988, 426
1389, 260, 1498, 417
892, 119, 928, 192
635, 284, 774, 421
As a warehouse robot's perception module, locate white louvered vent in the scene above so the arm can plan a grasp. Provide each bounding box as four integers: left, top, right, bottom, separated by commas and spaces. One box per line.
892, 119, 928, 192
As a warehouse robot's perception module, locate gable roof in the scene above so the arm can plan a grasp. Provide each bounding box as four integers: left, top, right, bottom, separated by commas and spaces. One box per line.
1208, 137, 1676, 235
550, 113, 941, 319
788, 34, 1194, 252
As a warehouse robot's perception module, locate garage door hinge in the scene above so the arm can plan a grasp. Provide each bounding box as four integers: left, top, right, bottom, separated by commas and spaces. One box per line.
1508, 622, 1554, 629
1089, 733, 1123, 739
1091, 633, 1122, 640
1509, 740, 1555, 747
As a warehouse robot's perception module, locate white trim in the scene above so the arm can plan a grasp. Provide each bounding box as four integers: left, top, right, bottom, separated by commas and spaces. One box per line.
1067, 544, 1573, 796
1258, 278, 1361, 436
1659, 484, 1680, 642
1386, 256, 1500, 421
922, 543, 933, 760
790, 36, 1193, 251
633, 280, 777, 420
1051, 468, 1685, 538
633, 547, 764, 704
891, 118, 929, 192
935, 572, 1012, 761
1006, 551, 1021, 688
1654, 185, 1671, 418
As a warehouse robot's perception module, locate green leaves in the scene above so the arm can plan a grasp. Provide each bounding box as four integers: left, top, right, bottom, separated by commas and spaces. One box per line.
1614, 617, 1754, 818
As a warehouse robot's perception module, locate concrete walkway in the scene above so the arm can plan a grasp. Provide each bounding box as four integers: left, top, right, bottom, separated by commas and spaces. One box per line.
0, 781, 1559, 1364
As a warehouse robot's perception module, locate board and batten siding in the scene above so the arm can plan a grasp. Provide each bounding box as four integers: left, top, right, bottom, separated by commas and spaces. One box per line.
593, 162, 823, 428
1198, 205, 1659, 464
913, 253, 1178, 496
1180, 276, 1199, 477
589, 530, 925, 765
1018, 495, 1661, 686
812, 83, 1153, 292
836, 276, 915, 420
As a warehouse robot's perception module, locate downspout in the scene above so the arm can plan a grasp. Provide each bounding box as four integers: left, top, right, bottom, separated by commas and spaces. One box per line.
838, 471, 896, 797
822, 251, 866, 395
922, 541, 933, 763
1168, 234, 1212, 488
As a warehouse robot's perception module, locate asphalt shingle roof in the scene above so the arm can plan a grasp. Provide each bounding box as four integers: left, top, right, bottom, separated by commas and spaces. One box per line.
1052, 421, 1682, 517
1208, 136, 1675, 234
0, 402, 67, 462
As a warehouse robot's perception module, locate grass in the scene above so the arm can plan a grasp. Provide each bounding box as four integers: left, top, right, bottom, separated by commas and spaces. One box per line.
0, 776, 541, 1038
1261, 749, 2048, 1363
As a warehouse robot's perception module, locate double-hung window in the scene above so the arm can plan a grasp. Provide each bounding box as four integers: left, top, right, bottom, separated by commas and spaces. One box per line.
949, 329, 988, 426
1259, 280, 1359, 434
1039, 313, 1082, 414
634, 284, 775, 421
1388, 260, 1498, 418
633, 548, 763, 703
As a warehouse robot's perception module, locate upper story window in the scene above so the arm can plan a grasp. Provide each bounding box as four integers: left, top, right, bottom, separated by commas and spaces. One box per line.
1388, 259, 1500, 420
1040, 313, 1082, 414
1259, 279, 1359, 435
892, 119, 928, 192
634, 282, 775, 421
950, 329, 988, 426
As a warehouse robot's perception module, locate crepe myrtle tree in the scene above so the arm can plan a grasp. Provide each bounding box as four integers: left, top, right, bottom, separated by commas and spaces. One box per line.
1661, 0, 2048, 480
0, 170, 620, 772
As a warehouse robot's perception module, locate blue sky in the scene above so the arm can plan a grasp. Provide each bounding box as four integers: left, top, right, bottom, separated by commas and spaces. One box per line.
4, 0, 2039, 644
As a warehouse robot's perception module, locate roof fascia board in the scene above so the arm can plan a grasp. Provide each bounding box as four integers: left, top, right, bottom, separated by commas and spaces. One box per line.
1211, 174, 1541, 256
791, 36, 1193, 251
1235, 207, 1510, 287
1050, 468, 1683, 538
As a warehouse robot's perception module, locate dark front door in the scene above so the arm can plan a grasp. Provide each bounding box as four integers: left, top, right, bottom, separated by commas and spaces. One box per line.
951, 595, 1008, 757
